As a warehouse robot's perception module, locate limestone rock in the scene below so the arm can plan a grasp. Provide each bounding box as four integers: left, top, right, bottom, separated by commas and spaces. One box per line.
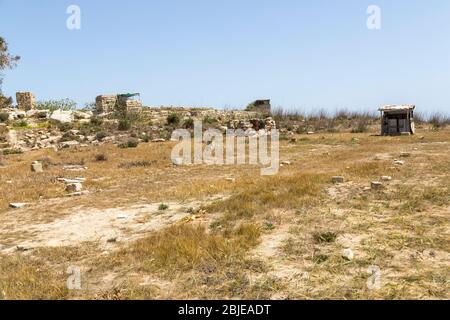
60, 141, 80, 149
9, 203, 29, 209
66, 183, 83, 193
332, 176, 345, 184
342, 249, 354, 261
371, 181, 383, 190
31, 161, 43, 173
400, 152, 411, 158
50, 110, 74, 123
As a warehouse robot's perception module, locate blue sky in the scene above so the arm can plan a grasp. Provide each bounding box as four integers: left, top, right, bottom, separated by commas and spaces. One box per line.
0, 0, 449, 113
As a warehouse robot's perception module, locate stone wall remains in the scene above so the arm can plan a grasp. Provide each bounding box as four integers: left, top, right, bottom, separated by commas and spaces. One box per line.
16, 92, 35, 111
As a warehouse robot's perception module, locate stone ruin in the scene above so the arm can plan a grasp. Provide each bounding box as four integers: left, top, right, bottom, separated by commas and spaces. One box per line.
16, 92, 35, 111
96, 94, 142, 114
95, 95, 117, 114
1, 92, 277, 155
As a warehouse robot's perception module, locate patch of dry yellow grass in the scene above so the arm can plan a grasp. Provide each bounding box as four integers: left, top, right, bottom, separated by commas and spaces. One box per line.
0, 128, 449, 299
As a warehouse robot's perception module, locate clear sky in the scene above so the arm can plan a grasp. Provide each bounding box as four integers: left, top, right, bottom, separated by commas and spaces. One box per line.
1, 0, 449, 114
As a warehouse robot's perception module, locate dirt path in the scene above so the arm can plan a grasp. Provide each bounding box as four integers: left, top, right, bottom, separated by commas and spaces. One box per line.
0, 196, 225, 254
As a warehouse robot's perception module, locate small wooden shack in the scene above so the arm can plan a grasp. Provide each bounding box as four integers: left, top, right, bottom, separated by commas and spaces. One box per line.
379, 105, 416, 136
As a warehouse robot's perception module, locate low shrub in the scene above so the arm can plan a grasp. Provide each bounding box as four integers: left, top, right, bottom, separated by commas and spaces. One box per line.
0, 112, 9, 123
90, 117, 103, 126
118, 138, 139, 149
167, 113, 180, 126
95, 153, 108, 162
183, 118, 195, 129
118, 120, 131, 131
158, 203, 169, 211
3, 148, 23, 155
313, 232, 337, 244
351, 121, 369, 133
14, 120, 28, 128
35, 99, 76, 112
118, 160, 155, 169
95, 131, 108, 141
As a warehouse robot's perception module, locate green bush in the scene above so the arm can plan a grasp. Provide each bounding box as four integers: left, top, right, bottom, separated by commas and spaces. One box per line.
95, 131, 108, 141
118, 120, 131, 131
351, 121, 368, 133
95, 153, 108, 162
57, 122, 74, 132
158, 203, 169, 211
3, 148, 23, 155
90, 116, 103, 126
0, 95, 13, 109
118, 138, 139, 149
167, 113, 180, 125
14, 120, 28, 128
35, 99, 77, 112
0, 112, 9, 123
203, 115, 218, 124
183, 118, 195, 129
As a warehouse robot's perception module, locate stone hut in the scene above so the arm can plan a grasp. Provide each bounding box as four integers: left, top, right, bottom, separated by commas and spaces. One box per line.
379, 105, 416, 136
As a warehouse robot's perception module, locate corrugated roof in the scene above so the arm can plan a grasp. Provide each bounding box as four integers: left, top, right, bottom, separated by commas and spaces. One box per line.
379, 105, 415, 112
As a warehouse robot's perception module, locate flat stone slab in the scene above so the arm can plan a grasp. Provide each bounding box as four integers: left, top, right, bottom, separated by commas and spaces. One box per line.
57, 178, 86, 183
332, 176, 345, 184
9, 203, 29, 209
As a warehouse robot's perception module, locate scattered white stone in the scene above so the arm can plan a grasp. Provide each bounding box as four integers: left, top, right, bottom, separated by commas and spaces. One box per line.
400, 152, 411, 158
226, 177, 236, 183
342, 248, 354, 261
50, 110, 74, 123
57, 177, 86, 183
152, 138, 166, 143
107, 237, 118, 243
16, 245, 31, 252
381, 176, 392, 181
63, 165, 87, 171
371, 181, 383, 190
394, 160, 405, 166
66, 183, 83, 193
66, 191, 90, 197
281, 161, 292, 166
31, 161, 43, 173
9, 203, 28, 209
60, 141, 80, 149
332, 176, 345, 184
74, 111, 93, 120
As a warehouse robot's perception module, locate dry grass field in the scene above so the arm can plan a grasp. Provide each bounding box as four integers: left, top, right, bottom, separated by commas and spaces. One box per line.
0, 127, 449, 300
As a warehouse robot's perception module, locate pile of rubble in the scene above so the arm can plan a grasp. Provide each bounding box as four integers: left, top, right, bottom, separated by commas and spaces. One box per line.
227, 117, 277, 135
1, 91, 278, 154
